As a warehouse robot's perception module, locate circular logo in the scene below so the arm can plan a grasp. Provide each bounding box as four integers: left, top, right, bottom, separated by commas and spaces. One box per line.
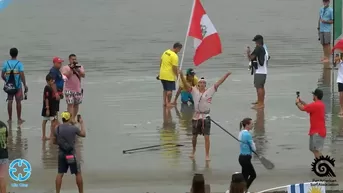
8, 159, 31, 182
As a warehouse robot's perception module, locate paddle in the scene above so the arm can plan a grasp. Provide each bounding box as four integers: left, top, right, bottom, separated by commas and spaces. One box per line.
122, 143, 184, 154
210, 119, 275, 170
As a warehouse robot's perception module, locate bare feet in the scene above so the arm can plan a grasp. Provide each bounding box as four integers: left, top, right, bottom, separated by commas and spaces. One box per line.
251, 101, 258, 105
42, 136, 50, 141
18, 119, 25, 125
205, 156, 211, 161
189, 154, 195, 159
7, 119, 12, 123
252, 104, 264, 109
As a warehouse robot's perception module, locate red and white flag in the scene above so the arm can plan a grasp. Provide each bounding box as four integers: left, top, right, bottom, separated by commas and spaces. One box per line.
188, 0, 222, 66
333, 39, 343, 53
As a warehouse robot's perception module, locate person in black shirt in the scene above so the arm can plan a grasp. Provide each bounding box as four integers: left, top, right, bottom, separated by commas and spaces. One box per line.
41, 74, 58, 141
0, 121, 8, 193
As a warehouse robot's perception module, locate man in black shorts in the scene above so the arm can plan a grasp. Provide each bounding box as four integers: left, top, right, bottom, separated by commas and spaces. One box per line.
158, 43, 182, 107
53, 111, 86, 193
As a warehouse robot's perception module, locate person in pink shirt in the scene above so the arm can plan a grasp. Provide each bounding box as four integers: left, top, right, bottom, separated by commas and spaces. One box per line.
61, 54, 85, 123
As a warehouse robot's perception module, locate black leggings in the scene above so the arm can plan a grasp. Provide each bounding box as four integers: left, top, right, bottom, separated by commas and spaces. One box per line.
238, 154, 256, 189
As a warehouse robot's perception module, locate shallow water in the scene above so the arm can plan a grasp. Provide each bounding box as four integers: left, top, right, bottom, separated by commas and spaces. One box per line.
0, 0, 343, 192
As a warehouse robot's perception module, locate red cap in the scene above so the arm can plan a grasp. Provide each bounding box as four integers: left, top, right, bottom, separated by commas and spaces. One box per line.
53, 57, 64, 63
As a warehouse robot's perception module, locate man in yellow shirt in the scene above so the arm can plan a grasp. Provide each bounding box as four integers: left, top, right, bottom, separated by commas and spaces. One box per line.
173, 68, 198, 105
158, 42, 182, 107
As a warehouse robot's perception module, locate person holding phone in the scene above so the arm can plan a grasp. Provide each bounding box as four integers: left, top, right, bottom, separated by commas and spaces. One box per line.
295, 89, 326, 158
52, 112, 86, 193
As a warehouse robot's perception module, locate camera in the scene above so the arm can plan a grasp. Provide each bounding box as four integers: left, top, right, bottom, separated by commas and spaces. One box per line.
296, 91, 300, 98
71, 61, 81, 68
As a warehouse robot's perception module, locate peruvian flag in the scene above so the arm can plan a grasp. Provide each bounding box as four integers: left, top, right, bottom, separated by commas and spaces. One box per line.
188, 0, 222, 66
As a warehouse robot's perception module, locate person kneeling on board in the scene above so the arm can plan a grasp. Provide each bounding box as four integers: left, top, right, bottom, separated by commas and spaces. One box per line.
179, 70, 231, 161
172, 68, 198, 105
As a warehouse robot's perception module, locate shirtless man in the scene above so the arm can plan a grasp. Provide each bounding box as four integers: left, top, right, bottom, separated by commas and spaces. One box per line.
180, 70, 231, 160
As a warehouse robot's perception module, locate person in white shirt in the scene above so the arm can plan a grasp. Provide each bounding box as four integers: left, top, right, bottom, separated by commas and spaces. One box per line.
179, 70, 231, 161
247, 35, 268, 109
335, 54, 343, 115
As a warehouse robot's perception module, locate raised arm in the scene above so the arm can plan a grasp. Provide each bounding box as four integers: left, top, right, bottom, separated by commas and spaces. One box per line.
179, 71, 191, 91
214, 71, 231, 89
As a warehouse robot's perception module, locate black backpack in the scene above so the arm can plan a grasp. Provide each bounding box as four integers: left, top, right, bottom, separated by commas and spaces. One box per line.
3, 61, 20, 95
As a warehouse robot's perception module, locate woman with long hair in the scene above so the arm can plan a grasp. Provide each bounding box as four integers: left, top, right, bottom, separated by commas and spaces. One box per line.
238, 118, 256, 190
226, 172, 247, 193
191, 173, 205, 193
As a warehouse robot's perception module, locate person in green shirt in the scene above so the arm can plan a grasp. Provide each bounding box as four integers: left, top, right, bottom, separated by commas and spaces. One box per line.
173, 68, 198, 105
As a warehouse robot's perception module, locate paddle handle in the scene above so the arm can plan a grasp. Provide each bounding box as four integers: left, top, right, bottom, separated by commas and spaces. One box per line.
122, 143, 183, 154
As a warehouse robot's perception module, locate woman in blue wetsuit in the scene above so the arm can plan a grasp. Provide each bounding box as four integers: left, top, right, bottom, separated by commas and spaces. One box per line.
238, 117, 256, 190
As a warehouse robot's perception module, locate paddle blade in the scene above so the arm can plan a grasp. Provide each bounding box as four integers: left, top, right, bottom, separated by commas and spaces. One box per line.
259, 156, 274, 170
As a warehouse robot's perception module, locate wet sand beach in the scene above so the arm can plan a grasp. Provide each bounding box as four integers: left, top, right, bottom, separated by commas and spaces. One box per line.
0, 0, 343, 192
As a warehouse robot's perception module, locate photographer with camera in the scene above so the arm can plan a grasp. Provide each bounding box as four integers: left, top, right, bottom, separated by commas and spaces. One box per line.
246, 35, 268, 109
52, 111, 86, 193
295, 89, 326, 159
62, 54, 85, 124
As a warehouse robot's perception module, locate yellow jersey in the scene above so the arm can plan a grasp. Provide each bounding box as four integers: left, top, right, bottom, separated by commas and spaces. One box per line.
179, 75, 199, 91
159, 49, 179, 81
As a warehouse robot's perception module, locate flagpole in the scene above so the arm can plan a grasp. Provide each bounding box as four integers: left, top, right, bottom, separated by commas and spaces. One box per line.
176, 0, 196, 88
179, 0, 196, 71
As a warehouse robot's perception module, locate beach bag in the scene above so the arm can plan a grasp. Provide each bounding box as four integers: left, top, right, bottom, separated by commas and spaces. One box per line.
3, 61, 19, 95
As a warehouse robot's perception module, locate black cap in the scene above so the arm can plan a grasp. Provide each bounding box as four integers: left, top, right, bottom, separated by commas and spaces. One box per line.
231, 172, 245, 183
312, 88, 324, 99
186, 68, 196, 76
252, 35, 263, 41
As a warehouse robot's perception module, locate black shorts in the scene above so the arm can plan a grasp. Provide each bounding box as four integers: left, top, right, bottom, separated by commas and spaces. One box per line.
58, 153, 80, 174
161, 80, 176, 91
192, 116, 211, 135
54, 100, 60, 112
338, 83, 343, 92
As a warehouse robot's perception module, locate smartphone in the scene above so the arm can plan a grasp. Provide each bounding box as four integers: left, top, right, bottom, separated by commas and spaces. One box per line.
296, 91, 300, 98
77, 114, 81, 122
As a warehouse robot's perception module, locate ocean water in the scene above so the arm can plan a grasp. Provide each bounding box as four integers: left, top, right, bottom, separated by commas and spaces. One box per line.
0, 0, 342, 192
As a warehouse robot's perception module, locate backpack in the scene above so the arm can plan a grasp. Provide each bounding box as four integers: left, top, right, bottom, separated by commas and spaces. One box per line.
3, 61, 20, 95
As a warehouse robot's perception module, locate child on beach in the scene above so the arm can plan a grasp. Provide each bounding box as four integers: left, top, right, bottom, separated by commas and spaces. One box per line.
41, 74, 58, 140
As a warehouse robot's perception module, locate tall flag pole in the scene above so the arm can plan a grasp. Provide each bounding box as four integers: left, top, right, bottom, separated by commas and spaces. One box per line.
178, 0, 196, 71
